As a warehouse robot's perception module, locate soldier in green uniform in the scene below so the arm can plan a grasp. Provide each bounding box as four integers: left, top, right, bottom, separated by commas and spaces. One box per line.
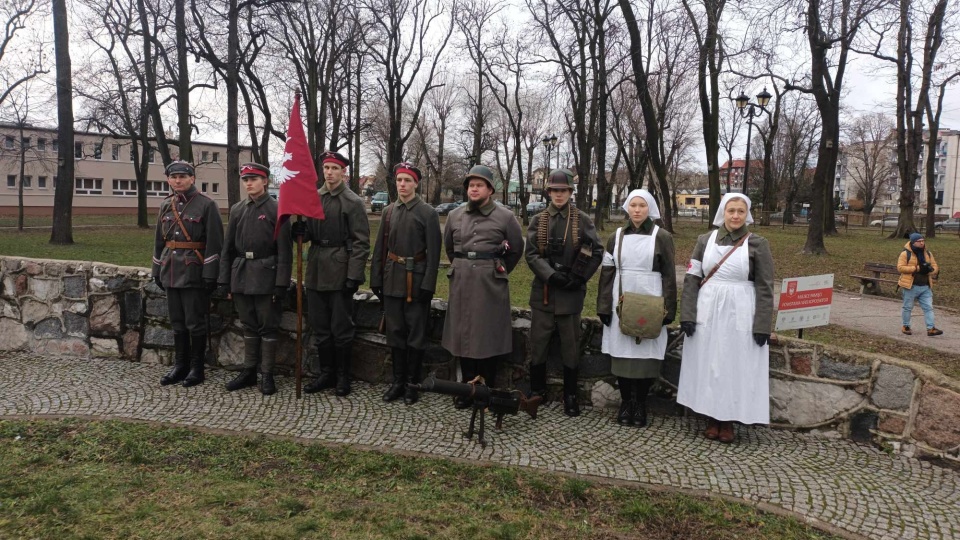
290, 151, 370, 397
371, 162, 442, 405
524, 169, 603, 416
217, 162, 293, 395
153, 160, 224, 388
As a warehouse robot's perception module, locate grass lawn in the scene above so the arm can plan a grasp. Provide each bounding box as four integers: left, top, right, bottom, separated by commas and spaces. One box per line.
0, 418, 840, 540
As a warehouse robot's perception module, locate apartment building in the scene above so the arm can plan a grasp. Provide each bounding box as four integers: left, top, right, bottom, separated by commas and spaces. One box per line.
0, 123, 251, 215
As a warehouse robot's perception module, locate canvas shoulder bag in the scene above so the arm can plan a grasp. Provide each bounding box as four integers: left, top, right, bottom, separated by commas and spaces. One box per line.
615, 228, 666, 341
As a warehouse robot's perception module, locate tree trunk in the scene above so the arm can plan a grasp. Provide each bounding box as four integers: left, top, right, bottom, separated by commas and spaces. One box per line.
226, 0, 240, 207
50, 0, 74, 245
176, 0, 192, 163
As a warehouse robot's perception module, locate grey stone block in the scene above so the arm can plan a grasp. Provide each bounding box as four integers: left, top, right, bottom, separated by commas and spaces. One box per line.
145, 298, 168, 318
355, 301, 383, 330
579, 352, 610, 378
106, 276, 134, 292
34, 317, 63, 338
143, 325, 175, 347
818, 357, 871, 381
871, 364, 915, 411
770, 378, 865, 425
64, 311, 89, 337
63, 275, 87, 298
123, 290, 142, 325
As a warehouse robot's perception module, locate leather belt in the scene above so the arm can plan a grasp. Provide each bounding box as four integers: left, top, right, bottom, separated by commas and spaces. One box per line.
453, 251, 498, 260
166, 241, 206, 250
316, 239, 348, 247
388, 251, 427, 303
244, 251, 273, 260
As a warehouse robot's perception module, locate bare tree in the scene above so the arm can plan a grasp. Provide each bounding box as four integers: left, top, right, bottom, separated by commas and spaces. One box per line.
0, 0, 45, 109
843, 112, 897, 218
415, 75, 459, 204
923, 65, 960, 236
772, 96, 820, 225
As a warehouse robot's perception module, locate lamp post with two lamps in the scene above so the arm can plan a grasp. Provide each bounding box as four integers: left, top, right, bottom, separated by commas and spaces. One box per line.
735, 87, 772, 201
542, 134, 558, 179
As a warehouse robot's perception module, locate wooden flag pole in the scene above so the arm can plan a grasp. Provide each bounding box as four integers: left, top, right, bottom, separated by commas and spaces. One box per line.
295, 215, 304, 399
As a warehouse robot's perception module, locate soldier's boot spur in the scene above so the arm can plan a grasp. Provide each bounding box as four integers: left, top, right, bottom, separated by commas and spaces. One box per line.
529, 363, 548, 400
259, 337, 278, 396
383, 347, 407, 402
404, 349, 423, 405
161, 331, 191, 386
334, 344, 352, 397
304, 344, 336, 394
182, 334, 207, 387
562, 366, 581, 417
616, 377, 633, 426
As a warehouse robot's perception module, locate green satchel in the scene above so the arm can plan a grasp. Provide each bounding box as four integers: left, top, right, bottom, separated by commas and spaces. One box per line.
615, 228, 666, 342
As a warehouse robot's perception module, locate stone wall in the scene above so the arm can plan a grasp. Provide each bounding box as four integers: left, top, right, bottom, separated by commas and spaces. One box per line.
1, 255, 957, 464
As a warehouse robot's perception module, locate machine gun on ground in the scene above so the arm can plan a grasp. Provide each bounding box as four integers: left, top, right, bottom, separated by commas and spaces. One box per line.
409, 374, 543, 447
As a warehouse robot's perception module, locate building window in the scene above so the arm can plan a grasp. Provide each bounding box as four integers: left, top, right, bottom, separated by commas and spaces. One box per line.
53, 176, 57, 186
37, 138, 46, 151
112, 144, 121, 161
936, 191, 944, 205
212, 152, 220, 162
201, 150, 210, 162
112, 179, 138, 196
94, 143, 103, 160
21, 137, 30, 150
3, 136, 13, 149
685, 197, 695, 204
148, 147, 155, 163
6, 175, 15, 188
21, 175, 31, 188
37, 176, 47, 189
201, 182, 208, 193
75, 177, 103, 195
211, 183, 219, 194
700, 197, 709, 205
75, 142, 84, 158
146, 180, 167, 197
52, 139, 58, 153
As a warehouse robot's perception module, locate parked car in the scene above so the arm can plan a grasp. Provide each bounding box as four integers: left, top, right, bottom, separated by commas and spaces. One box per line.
526, 201, 547, 214
676, 208, 699, 217
935, 218, 960, 231
870, 217, 899, 227
370, 191, 389, 213
434, 202, 462, 215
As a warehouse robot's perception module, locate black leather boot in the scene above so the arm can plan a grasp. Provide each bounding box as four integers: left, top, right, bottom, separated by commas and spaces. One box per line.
259, 337, 278, 396
260, 373, 276, 396
454, 357, 477, 409
616, 377, 634, 425
304, 343, 336, 394
632, 379, 653, 428
530, 363, 547, 399
226, 369, 257, 391
562, 366, 580, 417
182, 334, 206, 387
404, 349, 423, 405
334, 343, 352, 397
383, 348, 407, 402
226, 335, 260, 392
161, 331, 190, 386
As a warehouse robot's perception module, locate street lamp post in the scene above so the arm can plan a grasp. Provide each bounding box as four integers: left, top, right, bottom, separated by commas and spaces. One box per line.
735, 87, 772, 201
542, 134, 558, 190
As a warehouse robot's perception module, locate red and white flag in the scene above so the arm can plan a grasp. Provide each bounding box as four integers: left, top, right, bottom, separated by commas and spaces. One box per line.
274, 93, 324, 239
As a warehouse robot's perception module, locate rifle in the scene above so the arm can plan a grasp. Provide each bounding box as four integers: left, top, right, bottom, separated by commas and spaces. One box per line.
409, 374, 542, 448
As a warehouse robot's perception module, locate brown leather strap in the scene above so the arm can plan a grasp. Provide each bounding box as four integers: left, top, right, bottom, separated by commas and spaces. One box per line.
165, 241, 206, 250
169, 195, 204, 261
386, 251, 427, 264
699, 233, 750, 289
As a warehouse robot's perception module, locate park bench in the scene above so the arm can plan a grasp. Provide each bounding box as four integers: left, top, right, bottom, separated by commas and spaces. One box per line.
850, 262, 900, 295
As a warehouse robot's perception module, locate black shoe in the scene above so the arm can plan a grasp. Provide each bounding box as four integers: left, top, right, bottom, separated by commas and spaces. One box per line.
182, 334, 206, 387
631, 399, 647, 428
563, 395, 581, 417
383, 348, 406, 402
529, 363, 547, 400
562, 366, 580, 417
616, 401, 631, 425
161, 332, 190, 386
404, 349, 423, 405
305, 344, 336, 394
260, 373, 276, 396
334, 344, 352, 397
225, 368, 257, 392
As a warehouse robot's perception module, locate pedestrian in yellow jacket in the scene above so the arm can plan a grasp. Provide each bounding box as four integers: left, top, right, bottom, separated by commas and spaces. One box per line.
897, 233, 942, 336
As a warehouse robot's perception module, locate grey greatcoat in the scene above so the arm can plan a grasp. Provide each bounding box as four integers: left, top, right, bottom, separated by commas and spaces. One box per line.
441, 200, 525, 359
302, 181, 371, 292
219, 192, 293, 295
371, 195, 442, 350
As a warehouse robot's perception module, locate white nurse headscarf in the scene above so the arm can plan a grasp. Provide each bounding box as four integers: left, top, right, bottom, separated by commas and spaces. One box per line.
622, 189, 661, 220
712, 193, 754, 227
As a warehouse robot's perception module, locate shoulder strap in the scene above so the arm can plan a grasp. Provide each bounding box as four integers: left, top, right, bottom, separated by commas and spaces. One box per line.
903, 248, 911, 264
616, 228, 625, 300
700, 232, 750, 288
381, 204, 394, 271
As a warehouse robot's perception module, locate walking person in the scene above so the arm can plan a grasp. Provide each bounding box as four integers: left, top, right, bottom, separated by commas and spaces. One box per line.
290, 151, 370, 397
153, 160, 224, 388
596, 189, 676, 427
525, 169, 603, 417
677, 193, 775, 443
371, 162, 442, 405
442, 165, 525, 407
898, 232, 943, 336
217, 162, 293, 395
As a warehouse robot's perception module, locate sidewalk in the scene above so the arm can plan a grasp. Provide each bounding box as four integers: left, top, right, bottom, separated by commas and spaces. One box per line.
1, 352, 957, 540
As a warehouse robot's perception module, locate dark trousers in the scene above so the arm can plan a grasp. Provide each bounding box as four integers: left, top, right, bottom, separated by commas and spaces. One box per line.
306, 288, 355, 348
383, 296, 429, 350
234, 293, 282, 338
460, 355, 503, 388
529, 309, 581, 369
166, 287, 209, 336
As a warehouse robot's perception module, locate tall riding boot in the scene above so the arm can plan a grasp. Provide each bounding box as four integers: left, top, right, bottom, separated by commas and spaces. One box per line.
161, 331, 190, 386
226, 336, 260, 391
562, 366, 581, 417
404, 349, 423, 405
182, 334, 206, 387
616, 377, 634, 425
334, 343, 352, 397
530, 363, 547, 400
632, 378, 654, 428
454, 357, 477, 409
383, 347, 407, 402
479, 355, 501, 388
259, 337, 278, 396
305, 343, 336, 394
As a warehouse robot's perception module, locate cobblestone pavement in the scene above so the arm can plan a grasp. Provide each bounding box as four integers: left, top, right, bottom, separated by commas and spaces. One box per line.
2, 352, 959, 540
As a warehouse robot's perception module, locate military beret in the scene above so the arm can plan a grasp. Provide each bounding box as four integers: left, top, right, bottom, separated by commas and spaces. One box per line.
240, 162, 270, 178
321, 150, 350, 168
165, 160, 195, 176
394, 162, 422, 183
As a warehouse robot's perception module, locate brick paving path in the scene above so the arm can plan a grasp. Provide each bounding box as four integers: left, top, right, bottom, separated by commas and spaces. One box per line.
2, 352, 959, 540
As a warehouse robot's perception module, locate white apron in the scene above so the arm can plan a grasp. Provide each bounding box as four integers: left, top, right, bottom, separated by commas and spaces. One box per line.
677, 230, 769, 424
601, 226, 669, 359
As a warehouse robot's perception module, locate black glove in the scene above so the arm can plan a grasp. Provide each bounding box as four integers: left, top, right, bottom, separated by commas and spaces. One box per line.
153, 275, 164, 291
273, 286, 287, 301
562, 275, 585, 290
919, 262, 933, 274
548, 272, 572, 289
203, 279, 217, 292
344, 279, 360, 295
599, 313, 612, 327
290, 221, 307, 240
372, 286, 384, 302
419, 290, 434, 304
662, 317, 673, 326
680, 321, 696, 337
753, 333, 770, 347
213, 284, 230, 299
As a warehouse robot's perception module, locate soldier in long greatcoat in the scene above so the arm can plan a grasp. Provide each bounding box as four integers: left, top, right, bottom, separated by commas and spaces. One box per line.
371, 162, 442, 405
217, 162, 293, 395
290, 151, 370, 397
525, 169, 603, 417
153, 160, 223, 388
441, 165, 524, 407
